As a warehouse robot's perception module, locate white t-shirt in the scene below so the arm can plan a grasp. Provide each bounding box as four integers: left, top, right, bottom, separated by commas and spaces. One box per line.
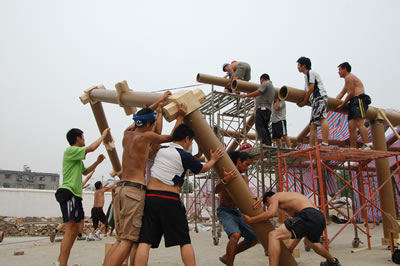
304, 70, 327, 102
151, 143, 203, 186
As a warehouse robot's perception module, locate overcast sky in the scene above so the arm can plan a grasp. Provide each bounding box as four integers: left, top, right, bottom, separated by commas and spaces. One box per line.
0, 0, 399, 184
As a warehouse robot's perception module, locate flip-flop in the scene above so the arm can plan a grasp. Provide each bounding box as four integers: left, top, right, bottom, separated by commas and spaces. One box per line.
218, 256, 227, 265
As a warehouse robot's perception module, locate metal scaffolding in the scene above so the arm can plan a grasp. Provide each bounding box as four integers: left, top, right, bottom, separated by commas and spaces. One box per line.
278, 145, 400, 250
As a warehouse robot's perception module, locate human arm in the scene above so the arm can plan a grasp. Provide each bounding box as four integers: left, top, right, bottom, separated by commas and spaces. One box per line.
215, 168, 236, 193
199, 148, 224, 173
83, 184, 90, 189
82, 170, 95, 186
297, 83, 314, 107
243, 197, 279, 224
145, 103, 187, 145
274, 99, 281, 111
86, 128, 110, 153
336, 77, 354, 110
152, 104, 164, 134
241, 90, 261, 98
83, 154, 105, 175
102, 182, 113, 192
149, 91, 171, 111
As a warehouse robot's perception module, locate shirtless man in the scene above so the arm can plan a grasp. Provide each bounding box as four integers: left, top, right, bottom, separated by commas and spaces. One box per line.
103, 94, 186, 266
335, 62, 373, 150
87, 181, 113, 241
222, 61, 251, 89
134, 124, 224, 266
215, 151, 259, 266
243, 192, 341, 266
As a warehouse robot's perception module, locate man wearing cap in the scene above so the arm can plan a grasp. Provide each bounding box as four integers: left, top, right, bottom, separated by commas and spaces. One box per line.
104, 92, 187, 266
222, 61, 251, 85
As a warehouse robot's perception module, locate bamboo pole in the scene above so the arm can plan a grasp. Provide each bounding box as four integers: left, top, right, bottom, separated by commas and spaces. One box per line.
279, 86, 400, 125
90, 102, 122, 178
187, 110, 297, 266
370, 119, 398, 240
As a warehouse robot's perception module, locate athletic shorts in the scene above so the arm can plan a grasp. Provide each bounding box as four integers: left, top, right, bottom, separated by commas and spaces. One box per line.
106, 203, 115, 228
139, 190, 191, 248
272, 120, 288, 139
217, 206, 257, 243
114, 185, 146, 242
234, 62, 251, 81
59, 192, 84, 223
310, 96, 328, 126
348, 94, 371, 120
284, 207, 326, 243
91, 207, 108, 230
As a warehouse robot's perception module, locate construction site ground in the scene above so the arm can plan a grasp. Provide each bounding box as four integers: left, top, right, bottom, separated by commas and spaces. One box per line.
0, 223, 395, 266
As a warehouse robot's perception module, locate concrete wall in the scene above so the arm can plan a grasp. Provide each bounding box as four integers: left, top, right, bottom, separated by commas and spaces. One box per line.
0, 188, 112, 218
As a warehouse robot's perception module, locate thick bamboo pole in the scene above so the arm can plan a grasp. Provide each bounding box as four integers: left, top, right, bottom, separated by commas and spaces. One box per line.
370, 119, 398, 240
187, 110, 297, 266
279, 86, 400, 125
296, 125, 310, 144
89, 89, 163, 107
90, 102, 122, 178
232, 79, 280, 96
222, 129, 257, 140
196, 73, 231, 88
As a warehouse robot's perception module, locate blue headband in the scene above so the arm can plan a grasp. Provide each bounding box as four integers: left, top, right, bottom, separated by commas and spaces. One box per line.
132, 111, 157, 127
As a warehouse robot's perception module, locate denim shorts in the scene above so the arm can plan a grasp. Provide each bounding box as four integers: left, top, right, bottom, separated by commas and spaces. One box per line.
217, 206, 257, 242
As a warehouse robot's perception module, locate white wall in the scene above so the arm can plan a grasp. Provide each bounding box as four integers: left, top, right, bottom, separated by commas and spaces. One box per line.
0, 188, 112, 218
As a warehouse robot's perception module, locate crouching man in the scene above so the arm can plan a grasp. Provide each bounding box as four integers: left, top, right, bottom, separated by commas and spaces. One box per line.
243, 191, 341, 266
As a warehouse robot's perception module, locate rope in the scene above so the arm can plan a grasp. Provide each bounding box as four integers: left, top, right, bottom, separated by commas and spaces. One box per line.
151, 83, 207, 93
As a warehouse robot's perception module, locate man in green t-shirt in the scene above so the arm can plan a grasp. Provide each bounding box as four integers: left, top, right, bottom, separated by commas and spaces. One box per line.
54, 127, 109, 266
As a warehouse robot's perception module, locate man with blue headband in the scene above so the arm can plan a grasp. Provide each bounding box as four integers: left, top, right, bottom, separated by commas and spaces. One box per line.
104, 91, 187, 266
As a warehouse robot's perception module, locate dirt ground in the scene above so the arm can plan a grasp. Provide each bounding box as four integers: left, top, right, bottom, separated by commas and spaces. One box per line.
0, 223, 395, 266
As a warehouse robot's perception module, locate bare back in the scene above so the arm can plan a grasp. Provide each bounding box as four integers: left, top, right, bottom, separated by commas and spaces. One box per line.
94, 189, 105, 207
122, 129, 152, 185
275, 192, 317, 217
231, 61, 239, 71
345, 73, 365, 97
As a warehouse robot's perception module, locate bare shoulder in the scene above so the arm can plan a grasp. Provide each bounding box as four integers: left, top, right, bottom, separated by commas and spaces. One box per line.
345, 73, 356, 82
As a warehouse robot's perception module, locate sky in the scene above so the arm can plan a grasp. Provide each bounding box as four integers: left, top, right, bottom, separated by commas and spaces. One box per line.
0, 0, 399, 185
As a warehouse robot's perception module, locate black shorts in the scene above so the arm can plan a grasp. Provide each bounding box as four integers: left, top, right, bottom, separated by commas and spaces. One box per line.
91, 207, 108, 229
272, 120, 287, 139
139, 190, 191, 248
348, 94, 371, 120
57, 189, 84, 223
284, 207, 325, 243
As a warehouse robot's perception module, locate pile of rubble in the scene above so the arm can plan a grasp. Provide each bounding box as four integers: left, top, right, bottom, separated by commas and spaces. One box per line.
0, 216, 93, 237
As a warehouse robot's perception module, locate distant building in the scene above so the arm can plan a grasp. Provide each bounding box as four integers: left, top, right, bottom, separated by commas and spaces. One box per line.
0, 169, 59, 190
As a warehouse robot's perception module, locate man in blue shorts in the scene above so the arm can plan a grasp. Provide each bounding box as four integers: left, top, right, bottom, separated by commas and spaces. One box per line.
134, 124, 224, 266
215, 151, 260, 266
